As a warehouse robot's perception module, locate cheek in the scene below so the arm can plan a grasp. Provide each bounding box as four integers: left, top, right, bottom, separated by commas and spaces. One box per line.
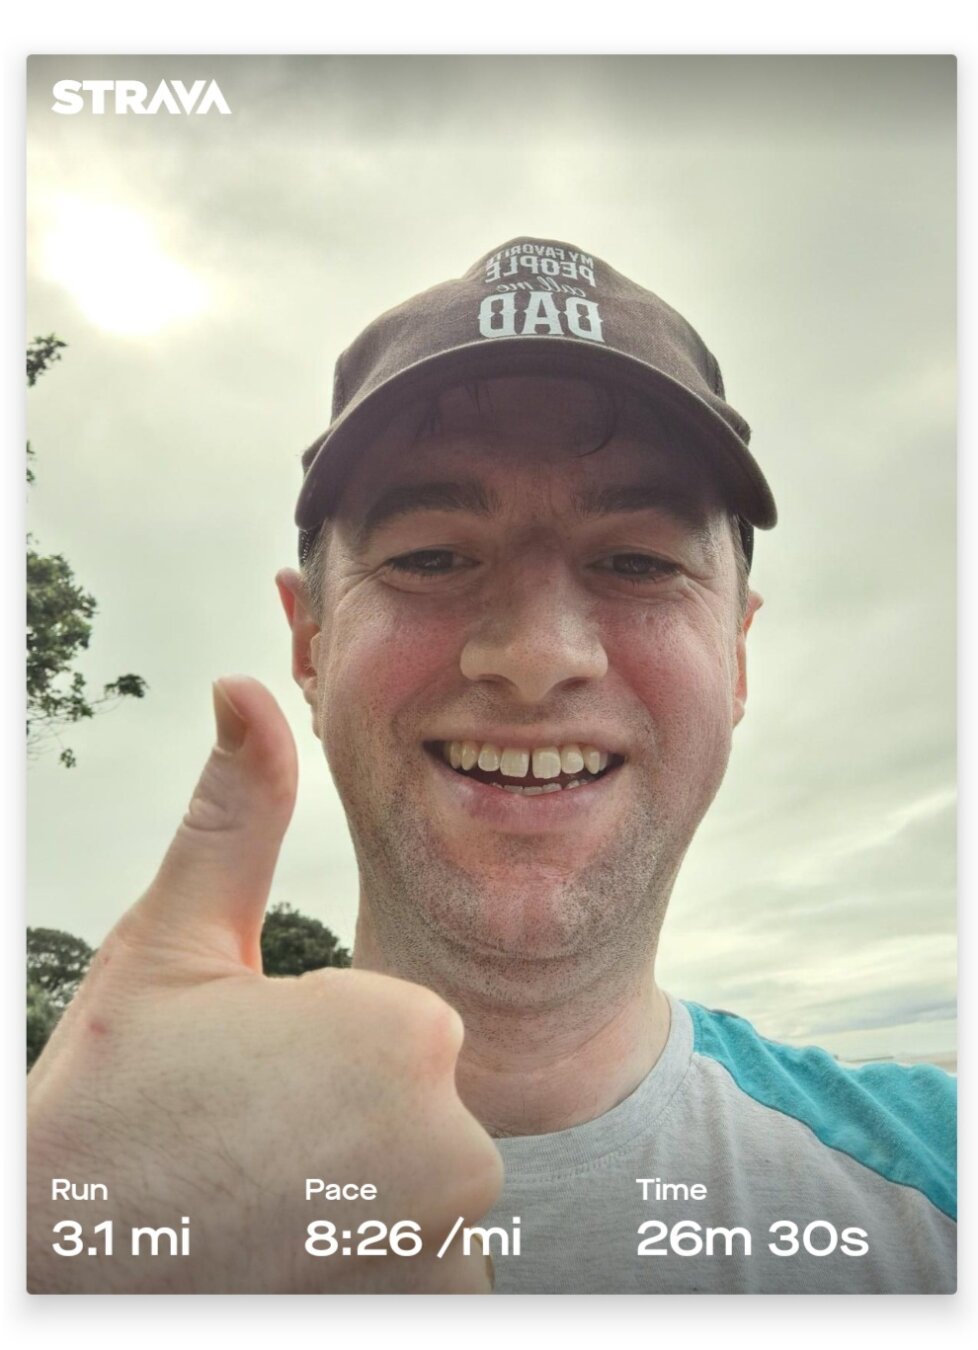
608, 609, 735, 760
319, 596, 463, 747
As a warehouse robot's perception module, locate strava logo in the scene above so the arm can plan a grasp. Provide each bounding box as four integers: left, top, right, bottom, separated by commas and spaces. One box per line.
51, 79, 231, 115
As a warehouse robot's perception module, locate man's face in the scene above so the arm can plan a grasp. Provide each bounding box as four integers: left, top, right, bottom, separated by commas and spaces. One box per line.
281, 377, 758, 994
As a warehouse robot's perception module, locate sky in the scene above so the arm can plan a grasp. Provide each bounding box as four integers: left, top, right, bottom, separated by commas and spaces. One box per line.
24, 55, 956, 1062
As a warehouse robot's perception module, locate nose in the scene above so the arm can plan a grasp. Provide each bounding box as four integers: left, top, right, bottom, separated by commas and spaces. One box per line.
459, 559, 609, 703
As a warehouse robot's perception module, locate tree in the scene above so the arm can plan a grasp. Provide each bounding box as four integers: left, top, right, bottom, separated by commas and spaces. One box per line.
27, 926, 95, 1009
26, 926, 96, 1070
261, 904, 352, 976
27, 334, 66, 390
27, 980, 61, 1070
27, 336, 147, 766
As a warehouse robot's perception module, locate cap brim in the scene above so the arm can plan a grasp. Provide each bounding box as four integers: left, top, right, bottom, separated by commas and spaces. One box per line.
296, 338, 778, 531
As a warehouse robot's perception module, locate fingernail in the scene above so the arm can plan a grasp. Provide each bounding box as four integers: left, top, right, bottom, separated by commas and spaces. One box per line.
213, 679, 247, 752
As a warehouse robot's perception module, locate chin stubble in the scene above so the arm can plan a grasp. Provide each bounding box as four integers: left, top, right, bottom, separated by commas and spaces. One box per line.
345, 786, 676, 1010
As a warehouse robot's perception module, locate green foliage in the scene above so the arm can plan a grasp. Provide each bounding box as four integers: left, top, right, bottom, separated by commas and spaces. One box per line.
27, 980, 61, 1070
27, 926, 95, 1009
27, 550, 96, 712
27, 337, 147, 766
26, 926, 96, 1070
261, 903, 352, 977
27, 334, 67, 388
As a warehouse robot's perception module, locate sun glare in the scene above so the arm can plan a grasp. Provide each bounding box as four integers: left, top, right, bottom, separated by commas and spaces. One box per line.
40, 197, 208, 336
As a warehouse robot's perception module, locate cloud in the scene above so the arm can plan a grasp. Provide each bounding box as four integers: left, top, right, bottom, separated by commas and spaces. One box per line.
26, 56, 956, 1058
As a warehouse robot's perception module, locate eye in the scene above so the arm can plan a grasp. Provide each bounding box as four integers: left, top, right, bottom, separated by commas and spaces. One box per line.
384, 549, 474, 577
595, 553, 681, 584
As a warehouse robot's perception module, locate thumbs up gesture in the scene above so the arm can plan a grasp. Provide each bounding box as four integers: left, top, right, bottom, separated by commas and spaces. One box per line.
27, 678, 502, 1293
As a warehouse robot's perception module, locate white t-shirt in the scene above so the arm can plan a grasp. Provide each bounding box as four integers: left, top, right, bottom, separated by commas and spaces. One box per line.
485, 997, 956, 1294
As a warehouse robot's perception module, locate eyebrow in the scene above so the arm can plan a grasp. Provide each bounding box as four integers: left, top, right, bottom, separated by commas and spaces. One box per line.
573, 482, 720, 562
572, 482, 709, 529
354, 474, 718, 556
355, 480, 502, 550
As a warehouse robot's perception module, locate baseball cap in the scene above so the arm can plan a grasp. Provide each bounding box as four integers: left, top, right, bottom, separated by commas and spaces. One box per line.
296, 236, 777, 565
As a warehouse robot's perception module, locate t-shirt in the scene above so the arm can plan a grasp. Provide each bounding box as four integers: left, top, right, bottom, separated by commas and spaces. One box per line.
484, 996, 956, 1294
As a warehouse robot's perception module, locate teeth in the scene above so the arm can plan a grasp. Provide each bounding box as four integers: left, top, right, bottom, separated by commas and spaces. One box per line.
560, 744, 585, 775
583, 745, 604, 775
495, 777, 589, 795
531, 747, 562, 780
440, 740, 616, 779
499, 748, 530, 779
477, 744, 501, 772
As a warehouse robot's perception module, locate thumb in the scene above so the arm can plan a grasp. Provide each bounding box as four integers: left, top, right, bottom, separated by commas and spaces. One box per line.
136, 676, 298, 970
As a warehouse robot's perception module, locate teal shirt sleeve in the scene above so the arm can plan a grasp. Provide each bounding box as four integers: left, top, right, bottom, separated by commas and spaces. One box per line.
685, 1001, 957, 1221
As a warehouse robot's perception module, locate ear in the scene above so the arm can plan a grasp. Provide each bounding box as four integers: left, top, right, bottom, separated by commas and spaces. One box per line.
732, 590, 763, 728
275, 568, 322, 735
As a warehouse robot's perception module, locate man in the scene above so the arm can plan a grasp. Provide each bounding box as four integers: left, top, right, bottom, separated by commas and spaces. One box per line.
28, 238, 954, 1295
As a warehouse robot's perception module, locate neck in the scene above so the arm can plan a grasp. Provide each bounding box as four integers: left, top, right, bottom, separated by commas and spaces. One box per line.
353, 908, 671, 1136
455, 974, 671, 1136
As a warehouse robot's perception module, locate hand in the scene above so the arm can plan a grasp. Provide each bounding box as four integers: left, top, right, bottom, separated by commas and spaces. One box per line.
27, 677, 502, 1293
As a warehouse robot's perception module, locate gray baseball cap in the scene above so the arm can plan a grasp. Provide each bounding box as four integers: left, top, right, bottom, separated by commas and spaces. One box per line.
296, 236, 777, 564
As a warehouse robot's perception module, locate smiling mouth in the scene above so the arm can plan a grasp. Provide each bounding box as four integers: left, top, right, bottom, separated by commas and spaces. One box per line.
425, 740, 626, 794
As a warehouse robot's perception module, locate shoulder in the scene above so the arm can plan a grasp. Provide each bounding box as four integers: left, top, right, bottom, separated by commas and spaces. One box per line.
681, 1000, 957, 1221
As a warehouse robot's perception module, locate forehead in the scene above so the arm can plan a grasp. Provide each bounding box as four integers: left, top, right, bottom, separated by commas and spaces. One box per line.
334, 375, 723, 518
